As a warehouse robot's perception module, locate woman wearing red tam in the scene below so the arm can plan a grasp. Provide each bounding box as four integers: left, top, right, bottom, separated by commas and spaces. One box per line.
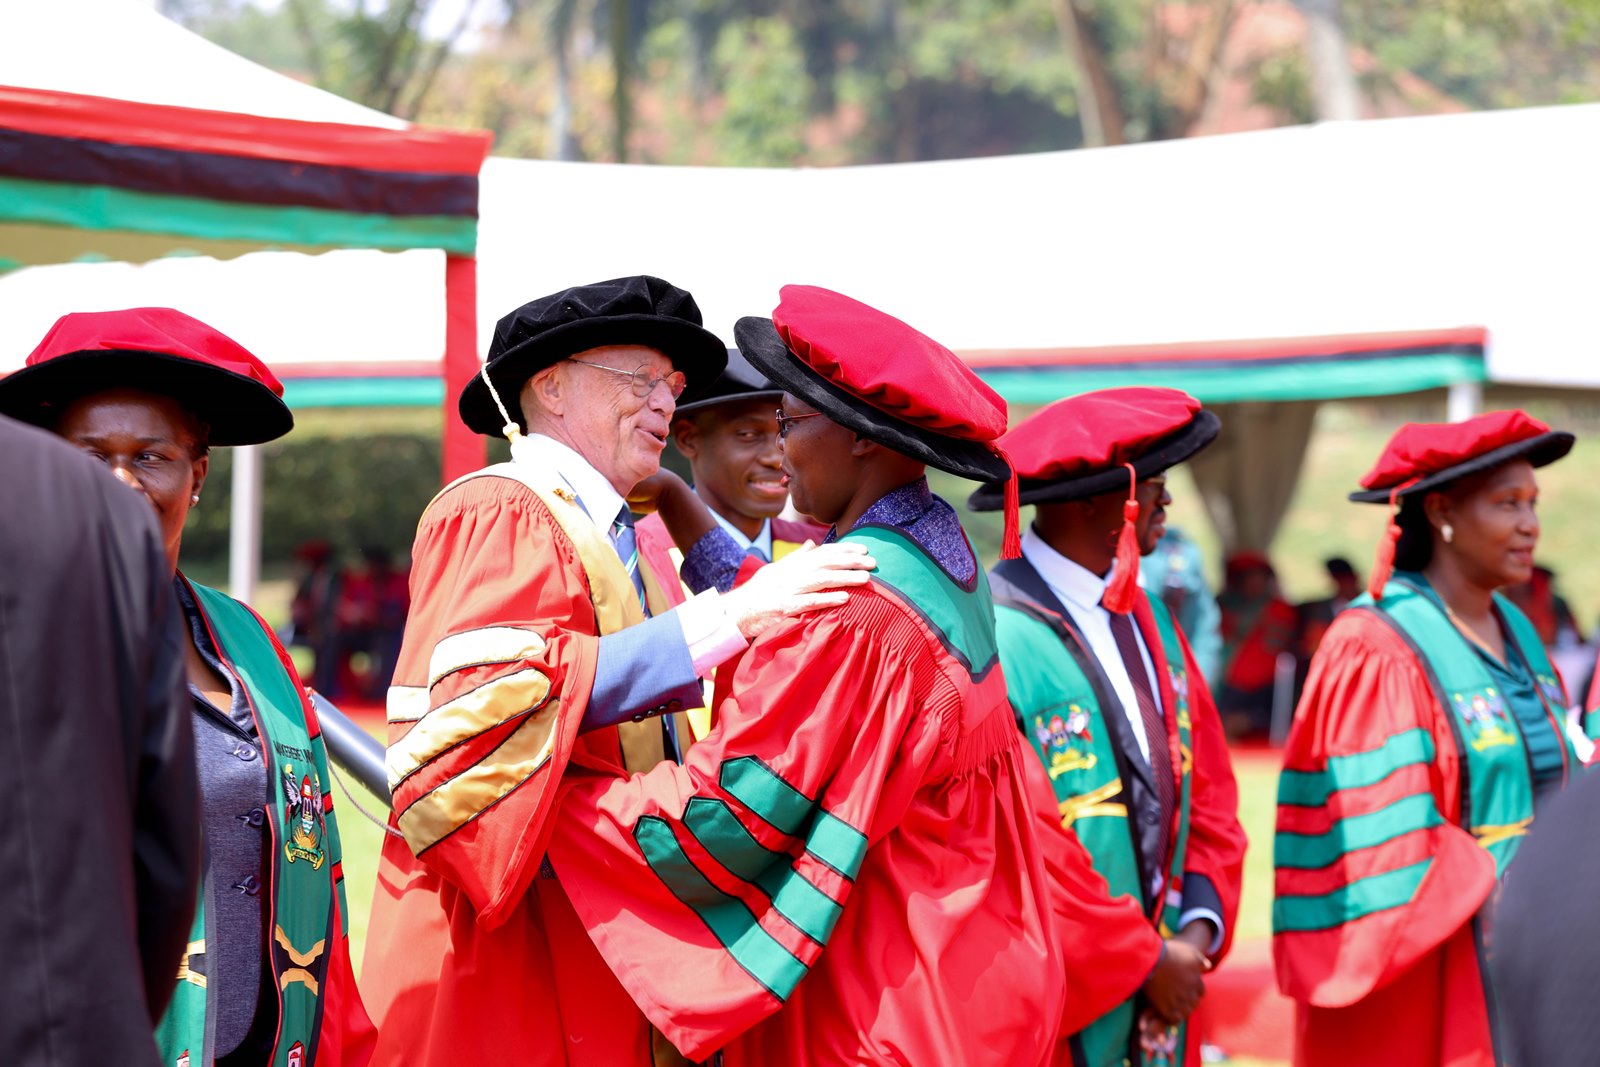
1272, 409, 1585, 1067
0, 309, 374, 1067
545, 285, 1153, 1066
971, 386, 1245, 1067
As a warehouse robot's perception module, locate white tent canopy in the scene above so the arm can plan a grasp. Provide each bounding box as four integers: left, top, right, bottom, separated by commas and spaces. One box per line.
4, 100, 1598, 389
4, 5, 1599, 574
0, 0, 490, 604
2, 0, 403, 128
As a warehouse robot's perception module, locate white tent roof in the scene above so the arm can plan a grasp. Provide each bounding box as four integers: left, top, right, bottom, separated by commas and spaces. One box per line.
2, 0, 402, 128
2, 17, 1598, 391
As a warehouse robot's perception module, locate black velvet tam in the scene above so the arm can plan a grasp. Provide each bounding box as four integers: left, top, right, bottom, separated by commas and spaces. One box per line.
459, 275, 727, 435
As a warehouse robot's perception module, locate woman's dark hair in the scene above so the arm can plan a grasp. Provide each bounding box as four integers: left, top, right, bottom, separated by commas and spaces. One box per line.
1392, 495, 1435, 572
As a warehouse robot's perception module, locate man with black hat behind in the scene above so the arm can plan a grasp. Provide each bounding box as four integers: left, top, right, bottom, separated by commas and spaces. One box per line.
971, 387, 1246, 1067
635, 348, 826, 735
545, 286, 1164, 1066
361, 276, 874, 1067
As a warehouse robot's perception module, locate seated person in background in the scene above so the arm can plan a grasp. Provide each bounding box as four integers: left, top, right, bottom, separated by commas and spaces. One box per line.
360, 546, 411, 700
1140, 525, 1222, 686
1216, 550, 1297, 736
1294, 556, 1362, 689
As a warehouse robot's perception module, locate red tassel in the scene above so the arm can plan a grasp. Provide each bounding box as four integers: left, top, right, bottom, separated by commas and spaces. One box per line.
1001, 468, 1022, 559
1102, 464, 1141, 614
992, 443, 1023, 560
1367, 486, 1405, 602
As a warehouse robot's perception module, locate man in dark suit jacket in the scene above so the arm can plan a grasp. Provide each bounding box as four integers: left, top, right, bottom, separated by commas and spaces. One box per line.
1490, 761, 1600, 1066
0, 414, 198, 1066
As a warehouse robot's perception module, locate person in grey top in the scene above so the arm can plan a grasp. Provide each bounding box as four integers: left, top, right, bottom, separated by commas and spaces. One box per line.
0, 308, 374, 1067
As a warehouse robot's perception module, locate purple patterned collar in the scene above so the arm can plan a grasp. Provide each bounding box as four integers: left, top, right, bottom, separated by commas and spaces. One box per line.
830, 477, 976, 585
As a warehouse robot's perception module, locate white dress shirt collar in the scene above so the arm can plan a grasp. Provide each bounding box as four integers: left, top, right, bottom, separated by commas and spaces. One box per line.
1021, 526, 1118, 613
511, 432, 626, 532
710, 507, 773, 561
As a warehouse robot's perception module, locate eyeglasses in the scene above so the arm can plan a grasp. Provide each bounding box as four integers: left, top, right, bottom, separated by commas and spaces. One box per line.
775, 409, 826, 438
570, 359, 688, 399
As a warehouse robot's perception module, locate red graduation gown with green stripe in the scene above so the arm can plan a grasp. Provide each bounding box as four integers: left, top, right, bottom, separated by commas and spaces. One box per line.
1273, 589, 1577, 1067
549, 525, 1148, 1064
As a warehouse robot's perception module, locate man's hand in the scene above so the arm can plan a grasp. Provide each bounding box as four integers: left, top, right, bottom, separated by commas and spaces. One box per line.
626, 469, 692, 515
721, 541, 876, 639
1141, 938, 1210, 1025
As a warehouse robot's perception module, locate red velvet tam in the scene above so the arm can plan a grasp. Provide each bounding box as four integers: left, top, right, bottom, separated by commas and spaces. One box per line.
736, 283, 1022, 553
735, 285, 1011, 484
0, 307, 292, 445
969, 387, 1219, 510
1350, 409, 1573, 503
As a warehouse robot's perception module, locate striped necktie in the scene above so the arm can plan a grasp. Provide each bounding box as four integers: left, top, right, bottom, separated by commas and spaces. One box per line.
1104, 602, 1176, 860
610, 506, 648, 614
612, 505, 681, 761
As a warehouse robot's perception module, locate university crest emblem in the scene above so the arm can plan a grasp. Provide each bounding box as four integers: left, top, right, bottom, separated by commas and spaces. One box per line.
281, 763, 326, 869
1034, 705, 1096, 778
287, 1040, 305, 1067
1453, 688, 1516, 752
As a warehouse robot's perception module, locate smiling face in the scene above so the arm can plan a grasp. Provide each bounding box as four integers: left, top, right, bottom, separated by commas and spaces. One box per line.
1427, 458, 1541, 590
672, 398, 786, 538
52, 386, 209, 574
777, 394, 857, 526
523, 343, 679, 495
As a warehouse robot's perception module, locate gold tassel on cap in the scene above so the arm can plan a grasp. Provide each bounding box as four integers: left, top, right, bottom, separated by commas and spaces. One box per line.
480, 363, 524, 446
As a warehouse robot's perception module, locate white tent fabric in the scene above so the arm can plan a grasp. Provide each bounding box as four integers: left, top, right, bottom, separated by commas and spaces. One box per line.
2, 0, 403, 128
2, 100, 1598, 387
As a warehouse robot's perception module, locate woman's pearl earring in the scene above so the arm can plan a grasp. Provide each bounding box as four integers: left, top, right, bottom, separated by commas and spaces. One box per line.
191, 494, 201, 505
1442, 523, 1454, 544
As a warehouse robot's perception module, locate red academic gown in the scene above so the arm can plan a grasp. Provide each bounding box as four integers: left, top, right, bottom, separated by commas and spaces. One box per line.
1273, 610, 1500, 1067
548, 571, 1158, 1065
361, 471, 683, 1067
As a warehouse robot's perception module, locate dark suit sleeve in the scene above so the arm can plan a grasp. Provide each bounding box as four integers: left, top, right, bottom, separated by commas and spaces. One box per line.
106, 484, 200, 1021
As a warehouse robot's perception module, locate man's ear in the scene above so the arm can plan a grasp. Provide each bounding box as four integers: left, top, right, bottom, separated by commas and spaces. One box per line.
850, 433, 877, 459
672, 416, 700, 458
524, 363, 566, 421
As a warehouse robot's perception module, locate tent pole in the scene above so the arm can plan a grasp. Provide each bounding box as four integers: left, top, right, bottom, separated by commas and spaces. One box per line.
229, 443, 262, 604
1447, 380, 1483, 422
442, 253, 484, 484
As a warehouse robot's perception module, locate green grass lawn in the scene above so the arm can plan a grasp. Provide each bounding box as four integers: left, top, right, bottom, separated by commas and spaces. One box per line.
326, 726, 389, 977
1232, 754, 1281, 945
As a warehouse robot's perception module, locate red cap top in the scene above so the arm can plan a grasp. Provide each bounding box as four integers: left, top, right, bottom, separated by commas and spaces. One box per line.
1359, 409, 1551, 491
26, 307, 284, 397
1000, 387, 1202, 480
772, 285, 1007, 443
